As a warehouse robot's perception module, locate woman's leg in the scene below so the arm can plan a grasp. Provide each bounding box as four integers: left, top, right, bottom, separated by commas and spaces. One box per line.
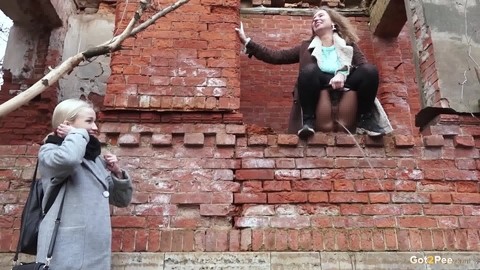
336, 90, 357, 131
344, 63, 382, 135
297, 63, 333, 137
345, 63, 379, 115
315, 90, 334, 132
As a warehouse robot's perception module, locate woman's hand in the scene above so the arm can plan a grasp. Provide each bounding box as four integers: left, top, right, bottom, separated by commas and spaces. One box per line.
104, 153, 123, 178
56, 122, 73, 138
329, 73, 346, 90
235, 22, 249, 45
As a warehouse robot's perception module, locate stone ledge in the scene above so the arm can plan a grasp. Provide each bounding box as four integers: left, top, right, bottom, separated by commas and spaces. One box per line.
3, 252, 480, 269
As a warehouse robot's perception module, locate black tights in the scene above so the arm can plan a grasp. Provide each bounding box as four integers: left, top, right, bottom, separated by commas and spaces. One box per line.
297, 63, 379, 131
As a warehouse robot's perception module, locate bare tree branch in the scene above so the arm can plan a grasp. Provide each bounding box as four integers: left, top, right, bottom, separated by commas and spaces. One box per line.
0, 0, 189, 118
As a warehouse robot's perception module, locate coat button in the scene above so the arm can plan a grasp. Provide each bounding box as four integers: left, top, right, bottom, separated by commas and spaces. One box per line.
102, 191, 110, 198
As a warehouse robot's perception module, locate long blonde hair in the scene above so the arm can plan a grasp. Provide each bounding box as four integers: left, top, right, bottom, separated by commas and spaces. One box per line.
51, 99, 94, 129
311, 7, 359, 44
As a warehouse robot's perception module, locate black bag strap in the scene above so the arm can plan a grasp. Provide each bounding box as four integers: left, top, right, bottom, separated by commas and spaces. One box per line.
44, 187, 66, 268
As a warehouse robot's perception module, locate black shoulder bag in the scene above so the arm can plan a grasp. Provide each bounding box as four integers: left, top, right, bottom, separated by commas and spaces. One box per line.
12, 161, 65, 270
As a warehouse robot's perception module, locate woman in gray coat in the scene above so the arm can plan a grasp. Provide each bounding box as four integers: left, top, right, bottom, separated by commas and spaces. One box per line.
36, 98, 133, 269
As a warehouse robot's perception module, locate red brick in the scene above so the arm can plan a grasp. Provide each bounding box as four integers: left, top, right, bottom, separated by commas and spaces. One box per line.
437, 217, 459, 229
267, 192, 307, 204
384, 229, 398, 250
363, 205, 401, 215
369, 193, 391, 203
423, 134, 445, 147
329, 193, 369, 203
452, 193, 480, 204
348, 230, 361, 251
277, 134, 299, 145
183, 230, 195, 252
392, 192, 429, 203
291, 180, 332, 191
394, 135, 415, 147
270, 216, 310, 228
263, 181, 291, 191
424, 205, 463, 215
240, 229, 251, 251
398, 217, 437, 228
431, 230, 445, 250
455, 159, 477, 170
401, 205, 423, 215
234, 193, 267, 204
251, 230, 264, 251
372, 230, 385, 250
171, 193, 212, 204
430, 193, 452, 203
199, 204, 236, 216
323, 229, 335, 251
308, 192, 329, 203
459, 217, 480, 229
184, 133, 205, 146
274, 230, 288, 251
456, 182, 479, 193
247, 135, 268, 146
454, 135, 475, 148
308, 133, 335, 145
335, 134, 357, 146
236, 169, 274, 180
333, 180, 355, 191
356, 179, 395, 192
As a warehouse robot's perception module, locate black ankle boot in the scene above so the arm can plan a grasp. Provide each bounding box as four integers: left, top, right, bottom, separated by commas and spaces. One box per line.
298, 116, 315, 139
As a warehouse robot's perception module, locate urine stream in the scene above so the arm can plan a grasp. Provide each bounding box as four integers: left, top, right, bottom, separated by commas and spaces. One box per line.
336, 120, 386, 192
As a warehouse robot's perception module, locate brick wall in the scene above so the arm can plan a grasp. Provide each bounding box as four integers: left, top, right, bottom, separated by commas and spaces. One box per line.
408, 0, 442, 109
104, 0, 241, 113
1, 125, 479, 252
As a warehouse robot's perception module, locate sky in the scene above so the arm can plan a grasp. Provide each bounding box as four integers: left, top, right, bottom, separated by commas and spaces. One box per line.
0, 10, 13, 62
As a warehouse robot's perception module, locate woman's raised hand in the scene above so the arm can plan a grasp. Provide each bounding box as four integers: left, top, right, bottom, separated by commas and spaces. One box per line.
56, 121, 73, 138
235, 22, 249, 45
104, 153, 123, 178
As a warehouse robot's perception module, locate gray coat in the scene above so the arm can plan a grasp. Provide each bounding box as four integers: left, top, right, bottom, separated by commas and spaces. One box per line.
36, 128, 133, 270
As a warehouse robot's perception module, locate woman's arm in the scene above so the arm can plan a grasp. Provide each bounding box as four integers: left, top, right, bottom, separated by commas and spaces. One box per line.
39, 128, 89, 179
246, 40, 301, 65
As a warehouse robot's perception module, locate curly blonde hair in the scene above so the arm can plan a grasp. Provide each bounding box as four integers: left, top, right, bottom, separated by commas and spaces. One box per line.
311, 7, 359, 44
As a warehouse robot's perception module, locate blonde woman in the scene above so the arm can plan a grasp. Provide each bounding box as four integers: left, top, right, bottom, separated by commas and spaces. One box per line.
236, 8, 384, 138
36, 98, 133, 269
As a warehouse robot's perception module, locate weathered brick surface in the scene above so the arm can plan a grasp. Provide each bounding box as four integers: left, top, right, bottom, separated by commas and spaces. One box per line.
2, 130, 480, 252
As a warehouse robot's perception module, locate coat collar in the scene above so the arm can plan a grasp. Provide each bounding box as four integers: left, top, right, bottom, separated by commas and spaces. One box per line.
308, 33, 354, 75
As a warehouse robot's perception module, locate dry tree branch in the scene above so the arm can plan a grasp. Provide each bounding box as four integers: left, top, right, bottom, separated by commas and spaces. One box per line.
0, 0, 189, 118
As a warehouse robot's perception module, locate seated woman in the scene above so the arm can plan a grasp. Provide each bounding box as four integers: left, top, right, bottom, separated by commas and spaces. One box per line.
236, 7, 390, 138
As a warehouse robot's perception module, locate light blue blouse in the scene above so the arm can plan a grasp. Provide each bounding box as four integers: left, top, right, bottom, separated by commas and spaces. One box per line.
319, 45, 341, 74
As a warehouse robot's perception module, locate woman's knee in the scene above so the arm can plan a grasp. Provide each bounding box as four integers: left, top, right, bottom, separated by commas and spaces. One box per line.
356, 63, 379, 80
316, 120, 334, 132
298, 63, 320, 81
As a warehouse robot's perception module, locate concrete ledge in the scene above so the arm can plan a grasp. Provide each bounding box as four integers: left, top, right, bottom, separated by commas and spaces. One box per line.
3, 252, 480, 269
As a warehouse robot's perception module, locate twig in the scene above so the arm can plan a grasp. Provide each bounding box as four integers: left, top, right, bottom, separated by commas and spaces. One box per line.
0, 0, 190, 117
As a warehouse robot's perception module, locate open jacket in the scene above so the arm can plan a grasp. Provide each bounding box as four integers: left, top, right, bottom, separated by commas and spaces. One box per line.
245, 38, 393, 134
36, 128, 133, 270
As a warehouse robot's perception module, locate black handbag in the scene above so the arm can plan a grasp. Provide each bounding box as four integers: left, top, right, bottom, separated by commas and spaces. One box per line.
12, 163, 66, 270
16, 162, 61, 255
